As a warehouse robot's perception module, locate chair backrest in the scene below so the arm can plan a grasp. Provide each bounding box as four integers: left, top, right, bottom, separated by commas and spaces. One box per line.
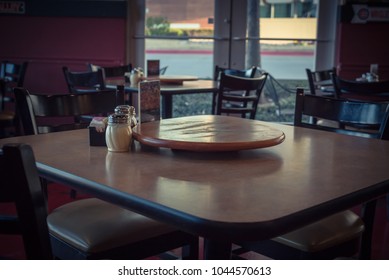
294, 88, 389, 140
62, 66, 106, 94
331, 72, 389, 101
88, 63, 133, 79
214, 65, 256, 81
306, 68, 335, 95
0, 61, 28, 110
14, 87, 118, 135
216, 72, 268, 119
159, 66, 168, 75
0, 143, 52, 259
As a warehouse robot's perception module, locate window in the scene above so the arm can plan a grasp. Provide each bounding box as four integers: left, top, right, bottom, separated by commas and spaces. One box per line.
144, 0, 215, 79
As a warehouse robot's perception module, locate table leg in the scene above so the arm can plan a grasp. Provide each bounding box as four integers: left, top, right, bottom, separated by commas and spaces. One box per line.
203, 239, 232, 260
161, 95, 173, 119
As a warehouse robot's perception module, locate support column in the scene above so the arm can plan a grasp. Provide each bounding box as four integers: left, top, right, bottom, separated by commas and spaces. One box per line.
315, 0, 338, 71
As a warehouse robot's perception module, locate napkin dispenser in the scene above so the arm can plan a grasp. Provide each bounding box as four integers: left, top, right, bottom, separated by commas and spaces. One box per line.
89, 117, 107, 146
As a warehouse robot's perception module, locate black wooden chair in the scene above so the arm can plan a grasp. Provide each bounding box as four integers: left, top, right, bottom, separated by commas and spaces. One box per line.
234, 88, 389, 260
0, 143, 53, 259
2, 145, 199, 260
215, 72, 267, 119
88, 63, 133, 79
306, 68, 336, 95
14, 87, 119, 135
0, 61, 28, 138
294, 88, 389, 139
159, 65, 168, 75
14, 87, 120, 198
212, 66, 257, 114
331, 72, 389, 101
214, 65, 257, 81
63, 66, 107, 94
13, 87, 199, 259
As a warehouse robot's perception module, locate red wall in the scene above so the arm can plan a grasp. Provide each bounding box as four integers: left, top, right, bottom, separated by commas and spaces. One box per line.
0, 16, 126, 93
335, 2, 389, 81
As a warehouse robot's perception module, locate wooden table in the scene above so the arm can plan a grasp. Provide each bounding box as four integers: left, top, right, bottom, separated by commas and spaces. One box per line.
1, 116, 389, 259
106, 79, 218, 119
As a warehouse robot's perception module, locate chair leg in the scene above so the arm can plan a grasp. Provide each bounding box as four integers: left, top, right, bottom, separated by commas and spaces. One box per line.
386, 194, 389, 221
70, 189, 77, 199
181, 236, 199, 260
359, 199, 377, 259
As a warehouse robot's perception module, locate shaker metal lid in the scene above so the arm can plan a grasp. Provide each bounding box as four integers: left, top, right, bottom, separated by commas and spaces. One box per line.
114, 105, 131, 115
108, 113, 129, 124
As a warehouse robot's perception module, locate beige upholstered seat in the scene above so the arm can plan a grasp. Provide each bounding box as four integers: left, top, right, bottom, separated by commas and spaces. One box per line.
48, 198, 198, 259
273, 211, 364, 253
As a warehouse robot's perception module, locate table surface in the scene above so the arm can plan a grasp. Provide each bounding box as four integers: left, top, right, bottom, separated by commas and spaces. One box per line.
2, 117, 389, 246
106, 78, 217, 95
142, 75, 199, 85
133, 115, 285, 152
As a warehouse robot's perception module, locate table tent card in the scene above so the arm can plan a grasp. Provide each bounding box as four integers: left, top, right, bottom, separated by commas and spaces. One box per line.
147, 59, 160, 77
138, 80, 161, 124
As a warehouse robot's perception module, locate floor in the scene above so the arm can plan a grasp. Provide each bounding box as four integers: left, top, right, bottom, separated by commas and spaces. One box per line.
1, 184, 389, 260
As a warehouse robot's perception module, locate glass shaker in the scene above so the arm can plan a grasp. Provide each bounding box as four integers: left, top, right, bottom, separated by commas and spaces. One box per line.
105, 113, 132, 152
114, 105, 137, 128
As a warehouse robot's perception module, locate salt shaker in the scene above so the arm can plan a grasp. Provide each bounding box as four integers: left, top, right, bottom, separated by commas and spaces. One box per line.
105, 114, 132, 152
114, 105, 137, 128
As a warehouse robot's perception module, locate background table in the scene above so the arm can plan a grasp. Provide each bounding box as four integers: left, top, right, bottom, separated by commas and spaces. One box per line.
106, 79, 218, 118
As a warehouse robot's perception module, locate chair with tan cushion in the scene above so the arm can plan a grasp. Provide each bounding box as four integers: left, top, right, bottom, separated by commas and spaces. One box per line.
0, 143, 198, 260
12, 88, 200, 259
234, 88, 389, 260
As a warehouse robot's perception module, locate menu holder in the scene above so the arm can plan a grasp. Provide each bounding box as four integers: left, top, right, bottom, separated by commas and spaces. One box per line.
147, 59, 160, 77
138, 80, 161, 124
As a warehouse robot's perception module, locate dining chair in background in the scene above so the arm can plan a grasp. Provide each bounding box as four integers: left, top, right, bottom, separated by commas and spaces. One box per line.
62, 66, 107, 94
14, 87, 118, 135
14, 86, 121, 198
233, 88, 389, 260
212, 65, 257, 114
88, 63, 133, 79
294, 88, 389, 139
0, 61, 28, 138
306, 67, 336, 95
331, 72, 389, 101
159, 65, 168, 75
215, 72, 268, 119
1, 142, 199, 260
213, 65, 257, 81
